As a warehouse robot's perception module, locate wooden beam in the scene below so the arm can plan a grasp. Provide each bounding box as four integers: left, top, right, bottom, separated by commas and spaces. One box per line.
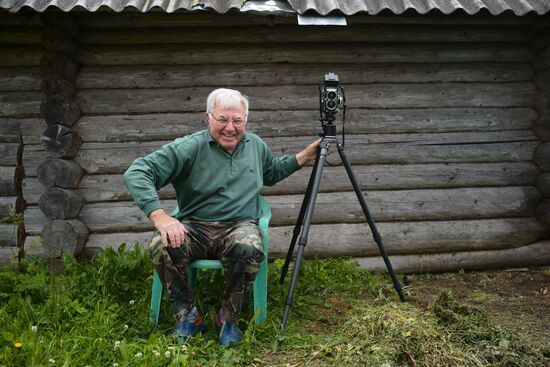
37, 158, 82, 188
76, 63, 533, 89
0, 66, 42, 91
77, 83, 536, 114
38, 187, 85, 219
40, 124, 82, 158
40, 94, 81, 126
536, 200, 550, 226
354, 240, 550, 273
536, 172, 550, 197
77, 43, 532, 66
42, 219, 88, 258
22, 162, 539, 204
535, 142, 550, 170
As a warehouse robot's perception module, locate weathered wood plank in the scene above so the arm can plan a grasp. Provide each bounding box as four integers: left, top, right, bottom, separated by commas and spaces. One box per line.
0, 27, 41, 45
33, 217, 545, 259
77, 44, 532, 66
70, 108, 537, 142
536, 201, 550, 226
0, 224, 17, 247
37, 158, 82, 188
18, 117, 43, 144
533, 45, 550, 72
0, 91, 42, 117
0, 246, 18, 265
0, 67, 42, 91
0, 118, 20, 142
22, 131, 540, 176
22, 162, 539, 204
0, 46, 43, 67
354, 240, 550, 273
75, 13, 531, 28
0, 166, 16, 196
23, 187, 539, 234
42, 219, 88, 258
78, 25, 532, 45
77, 83, 536, 114
0, 143, 18, 166
76, 63, 533, 90
39, 188, 85, 219
0, 196, 17, 218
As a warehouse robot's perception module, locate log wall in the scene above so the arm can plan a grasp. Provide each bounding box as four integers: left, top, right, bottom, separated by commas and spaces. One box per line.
3, 11, 550, 271
0, 11, 42, 265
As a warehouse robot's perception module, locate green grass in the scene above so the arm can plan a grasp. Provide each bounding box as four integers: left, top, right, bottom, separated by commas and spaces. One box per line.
0, 245, 548, 366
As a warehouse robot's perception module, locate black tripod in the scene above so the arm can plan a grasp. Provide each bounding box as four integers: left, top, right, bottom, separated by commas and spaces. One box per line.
279, 121, 406, 331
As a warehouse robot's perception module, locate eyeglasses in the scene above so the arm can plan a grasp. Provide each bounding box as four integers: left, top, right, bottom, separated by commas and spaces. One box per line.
208, 113, 246, 126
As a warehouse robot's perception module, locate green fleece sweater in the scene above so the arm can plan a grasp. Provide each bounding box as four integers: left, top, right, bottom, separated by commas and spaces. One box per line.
123, 129, 300, 222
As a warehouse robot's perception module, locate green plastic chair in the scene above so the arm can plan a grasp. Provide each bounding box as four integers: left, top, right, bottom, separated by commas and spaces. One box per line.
149, 196, 271, 325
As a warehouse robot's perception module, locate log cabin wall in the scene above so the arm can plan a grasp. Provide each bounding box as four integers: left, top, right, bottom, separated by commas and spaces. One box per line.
0, 11, 43, 265
9, 11, 550, 272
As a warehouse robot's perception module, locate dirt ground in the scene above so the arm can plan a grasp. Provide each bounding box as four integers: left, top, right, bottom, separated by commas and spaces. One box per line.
405, 266, 550, 349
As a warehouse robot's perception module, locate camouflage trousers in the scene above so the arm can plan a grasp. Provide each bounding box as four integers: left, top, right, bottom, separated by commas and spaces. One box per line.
148, 218, 264, 323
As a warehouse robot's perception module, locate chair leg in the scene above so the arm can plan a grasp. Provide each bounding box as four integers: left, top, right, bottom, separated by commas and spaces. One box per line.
253, 257, 268, 324
150, 270, 163, 325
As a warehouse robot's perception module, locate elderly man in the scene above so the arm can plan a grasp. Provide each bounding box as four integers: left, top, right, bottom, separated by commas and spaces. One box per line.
124, 88, 319, 346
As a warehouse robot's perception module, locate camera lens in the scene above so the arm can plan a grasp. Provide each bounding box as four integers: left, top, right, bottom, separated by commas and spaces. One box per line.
326, 100, 337, 110
327, 91, 337, 100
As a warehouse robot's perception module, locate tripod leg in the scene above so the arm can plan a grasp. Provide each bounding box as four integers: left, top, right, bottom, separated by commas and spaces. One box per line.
281, 141, 331, 331
337, 143, 406, 302
280, 151, 321, 284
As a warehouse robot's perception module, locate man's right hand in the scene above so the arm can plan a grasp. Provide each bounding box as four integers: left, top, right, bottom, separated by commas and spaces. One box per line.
149, 209, 186, 248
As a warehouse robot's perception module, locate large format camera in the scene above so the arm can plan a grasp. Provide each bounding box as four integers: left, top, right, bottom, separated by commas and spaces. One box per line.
319, 72, 344, 121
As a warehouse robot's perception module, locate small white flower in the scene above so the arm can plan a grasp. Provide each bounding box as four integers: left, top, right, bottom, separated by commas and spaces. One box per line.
165, 350, 171, 358
153, 350, 160, 357
31, 325, 38, 333
114, 340, 121, 349
129, 300, 135, 305
168, 346, 175, 351
123, 324, 128, 330
113, 363, 119, 367
134, 352, 143, 358
48, 359, 55, 363
181, 344, 188, 352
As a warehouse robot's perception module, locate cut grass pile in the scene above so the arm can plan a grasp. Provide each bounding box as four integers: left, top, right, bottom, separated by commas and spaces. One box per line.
0, 245, 548, 366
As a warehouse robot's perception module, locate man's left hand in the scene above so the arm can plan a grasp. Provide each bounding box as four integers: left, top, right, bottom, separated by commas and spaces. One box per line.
296, 139, 321, 166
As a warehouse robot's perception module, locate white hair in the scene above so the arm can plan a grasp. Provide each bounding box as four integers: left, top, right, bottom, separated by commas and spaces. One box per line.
206, 88, 249, 118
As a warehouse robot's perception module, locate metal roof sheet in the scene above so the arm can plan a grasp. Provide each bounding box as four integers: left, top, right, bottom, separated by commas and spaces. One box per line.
1, 0, 549, 15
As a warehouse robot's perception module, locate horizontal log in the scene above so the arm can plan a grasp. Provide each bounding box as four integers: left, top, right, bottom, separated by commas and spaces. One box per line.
0, 143, 18, 166
536, 200, 550, 226
0, 91, 42, 117
0, 224, 18, 247
0, 118, 20, 143
22, 162, 539, 204
533, 116, 550, 142
534, 68, 550, 90
42, 219, 88, 258
0, 67, 42, 91
0, 13, 42, 27
77, 83, 536, 114
34, 217, 545, 260
40, 13, 79, 37
0, 27, 41, 45
76, 63, 533, 90
21, 187, 540, 234
78, 25, 531, 45
39, 187, 85, 219
77, 43, 532, 66
37, 158, 82, 188
0, 247, 18, 266
535, 143, 550, 170
0, 46, 43, 67
536, 173, 550, 197
75, 13, 531, 28
535, 91, 550, 117
40, 94, 81, 126
354, 240, 550, 273
0, 166, 16, 196
40, 124, 82, 158
0, 196, 17, 218
71, 107, 537, 142
41, 78, 76, 100
17, 118, 43, 144
22, 131, 540, 176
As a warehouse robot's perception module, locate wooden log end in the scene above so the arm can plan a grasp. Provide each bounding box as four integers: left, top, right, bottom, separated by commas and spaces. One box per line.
40, 124, 82, 158
535, 142, 550, 170
37, 158, 83, 188
536, 201, 550, 227
42, 219, 88, 258
40, 51, 78, 82
41, 78, 76, 100
40, 94, 81, 126
38, 187, 85, 219
536, 172, 550, 197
